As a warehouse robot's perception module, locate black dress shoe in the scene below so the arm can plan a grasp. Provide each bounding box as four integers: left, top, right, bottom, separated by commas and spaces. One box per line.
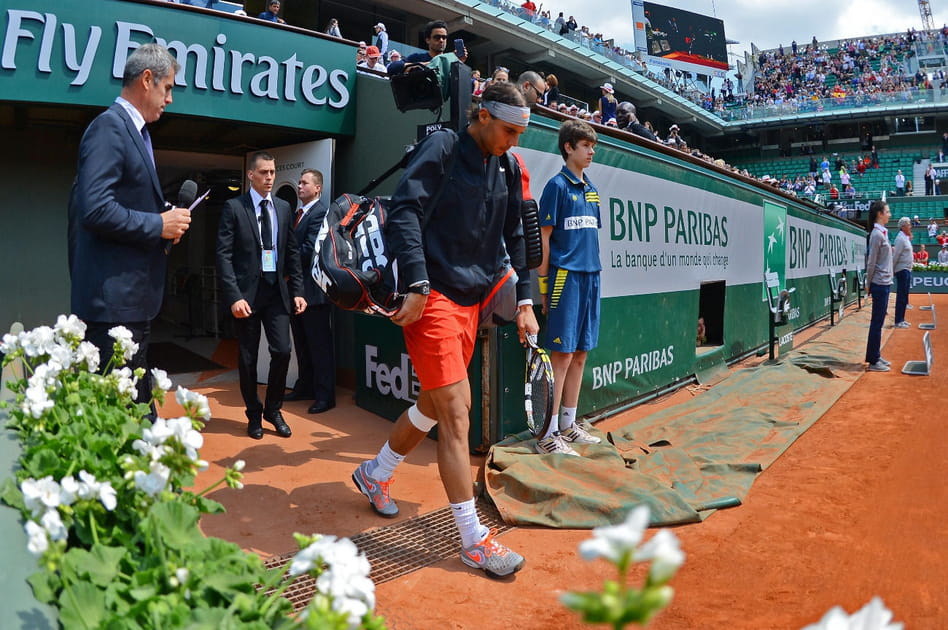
263, 410, 292, 437
246, 411, 264, 440
284, 390, 314, 402
308, 400, 336, 414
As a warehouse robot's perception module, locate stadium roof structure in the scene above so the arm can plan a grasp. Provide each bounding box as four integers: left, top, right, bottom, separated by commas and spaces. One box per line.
365, 0, 948, 136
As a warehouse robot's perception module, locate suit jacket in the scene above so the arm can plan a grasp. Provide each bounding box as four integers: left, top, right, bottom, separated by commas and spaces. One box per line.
294, 198, 329, 306
216, 192, 304, 313
68, 102, 167, 322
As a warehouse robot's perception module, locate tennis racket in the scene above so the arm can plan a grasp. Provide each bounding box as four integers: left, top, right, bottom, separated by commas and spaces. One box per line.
524, 334, 554, 437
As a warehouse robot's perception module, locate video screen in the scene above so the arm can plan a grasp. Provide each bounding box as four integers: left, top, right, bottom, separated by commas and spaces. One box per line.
642, 2, 728, 72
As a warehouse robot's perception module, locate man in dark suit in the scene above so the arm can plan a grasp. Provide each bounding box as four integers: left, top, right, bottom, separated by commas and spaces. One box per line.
285, 169, 336, 413
68, 43, 192, 409
216, 151, 306, 439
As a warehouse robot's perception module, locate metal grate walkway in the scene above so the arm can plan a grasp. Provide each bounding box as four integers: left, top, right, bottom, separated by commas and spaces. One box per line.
262, 498, 513, 611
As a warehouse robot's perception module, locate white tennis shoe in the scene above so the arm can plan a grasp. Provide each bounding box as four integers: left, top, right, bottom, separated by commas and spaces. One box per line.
560, 422, 601, 444
535, 433, 579, 456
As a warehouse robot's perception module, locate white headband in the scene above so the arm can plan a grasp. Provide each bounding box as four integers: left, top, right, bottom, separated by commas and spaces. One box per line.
480, 100, 531, 127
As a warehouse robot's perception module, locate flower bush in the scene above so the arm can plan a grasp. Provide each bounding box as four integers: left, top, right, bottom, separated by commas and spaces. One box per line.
561, 505, 685, 628
916, 261, 948, 272
1, 315, 384, 629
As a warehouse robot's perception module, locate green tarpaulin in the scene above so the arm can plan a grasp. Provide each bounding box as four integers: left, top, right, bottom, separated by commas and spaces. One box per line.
486, 309, 877, 527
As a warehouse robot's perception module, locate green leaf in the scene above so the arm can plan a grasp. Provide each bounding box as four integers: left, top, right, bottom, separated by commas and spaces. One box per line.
59, 581, 106, 629
74, 544, 127, 586
23, 447, 62, 478
0, 476, 25, 510
184, 607, 232, 630
127, 585, 158, 602
194, 494, 225, 515
147, 501, 202, 550
27, 570, 57, 604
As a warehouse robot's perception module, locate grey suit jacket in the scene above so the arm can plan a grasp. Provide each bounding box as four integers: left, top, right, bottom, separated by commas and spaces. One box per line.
216, 192, 304, 313
68, 102, 167, 322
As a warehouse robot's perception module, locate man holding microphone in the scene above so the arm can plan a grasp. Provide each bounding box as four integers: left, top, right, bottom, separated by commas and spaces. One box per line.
68, 43, 191, 411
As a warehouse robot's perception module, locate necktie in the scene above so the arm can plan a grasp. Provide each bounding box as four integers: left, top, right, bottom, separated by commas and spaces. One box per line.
294, 207, 304, 229
260, 199, 276, 284
141, 125, 155, 167
259, 199, 274, 249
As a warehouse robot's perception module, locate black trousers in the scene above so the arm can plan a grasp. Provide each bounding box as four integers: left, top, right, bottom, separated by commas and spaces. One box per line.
234, 281, 291, 415
289, 303, 336, 403
86, 320, 155, 417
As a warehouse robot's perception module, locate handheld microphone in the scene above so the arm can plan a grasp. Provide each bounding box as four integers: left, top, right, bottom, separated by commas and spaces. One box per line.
165, 179, 199, 255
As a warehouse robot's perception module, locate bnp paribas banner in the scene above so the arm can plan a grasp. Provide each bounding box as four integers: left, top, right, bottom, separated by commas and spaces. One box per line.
0, 0, 356, 134
785, 215, 866, 278
516, 147, 763, 298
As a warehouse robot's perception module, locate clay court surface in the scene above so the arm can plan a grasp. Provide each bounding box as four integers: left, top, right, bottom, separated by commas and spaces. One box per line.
183, 294, 947, 629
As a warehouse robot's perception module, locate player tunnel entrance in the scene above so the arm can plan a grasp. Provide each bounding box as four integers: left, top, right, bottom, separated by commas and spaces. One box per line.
697, 280, 726, 350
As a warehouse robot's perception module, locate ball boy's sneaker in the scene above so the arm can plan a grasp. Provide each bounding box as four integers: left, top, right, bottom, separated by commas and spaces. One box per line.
560, 422, 602, 444
535, 433, 578, 456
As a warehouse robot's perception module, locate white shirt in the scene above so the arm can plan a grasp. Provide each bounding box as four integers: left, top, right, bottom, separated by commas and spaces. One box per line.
115, 96, 145, 134
297, 197, 319, 219
249, 188, 277, 251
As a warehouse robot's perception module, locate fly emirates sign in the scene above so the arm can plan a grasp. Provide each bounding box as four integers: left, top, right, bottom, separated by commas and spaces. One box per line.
1, 2, 354, 132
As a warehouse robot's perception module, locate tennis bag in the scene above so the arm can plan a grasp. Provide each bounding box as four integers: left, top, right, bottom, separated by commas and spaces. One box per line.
312, 194, 403, 317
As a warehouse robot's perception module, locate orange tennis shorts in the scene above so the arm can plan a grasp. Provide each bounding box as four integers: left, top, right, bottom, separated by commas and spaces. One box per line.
403, 290, 479, 390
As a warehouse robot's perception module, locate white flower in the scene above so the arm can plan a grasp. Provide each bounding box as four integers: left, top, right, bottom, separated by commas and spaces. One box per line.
290, 535, 376, 628
802, 597, 903, 630
24, 520, 49, 557
175, 567, 189, 584
47, 343, 75, 371
21, 326, 57, 358
76, 470, 99, 500
134, 461, 171, 496
21, 383, 54, 418
75, 341, 101, 372
167, 416, 203, 452
40, 509, 68, 541
108, 326, 138, 361
54, 314, 86, 343
112, 367, 138, 397
289, 535, 337, 576
175, 387, 210, 420
21, 476, 63, 516
233, 459, 246, 472
635, 529, 685, 584
58, 475, 79, 506
1, 332, 22, 355
132, 437, 168, 462
77, 471, 117, 511
97, 481, 117, 511
579, 504, 650, 564
312, 537, 376, 625
151, 368, 172, 392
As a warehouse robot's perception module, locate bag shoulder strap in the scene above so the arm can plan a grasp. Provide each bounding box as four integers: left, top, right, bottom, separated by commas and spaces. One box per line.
357, 129, 456, 197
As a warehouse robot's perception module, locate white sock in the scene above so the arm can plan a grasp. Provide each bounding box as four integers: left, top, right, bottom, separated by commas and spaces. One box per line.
560, 406, 577, 431
542, 414, 560, 440
368, 441, 404, 482
451, 499, 488, 547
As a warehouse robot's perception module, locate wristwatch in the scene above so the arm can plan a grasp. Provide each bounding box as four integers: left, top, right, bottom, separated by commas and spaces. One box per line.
407, 281, 431, 295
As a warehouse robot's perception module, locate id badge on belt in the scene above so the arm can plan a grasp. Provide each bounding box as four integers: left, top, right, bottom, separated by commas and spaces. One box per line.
261, 250, 276, 272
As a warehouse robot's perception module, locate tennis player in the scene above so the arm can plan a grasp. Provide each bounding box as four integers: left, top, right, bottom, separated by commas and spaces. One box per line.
535, 119, 603, 455
351, 81, 539, 578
